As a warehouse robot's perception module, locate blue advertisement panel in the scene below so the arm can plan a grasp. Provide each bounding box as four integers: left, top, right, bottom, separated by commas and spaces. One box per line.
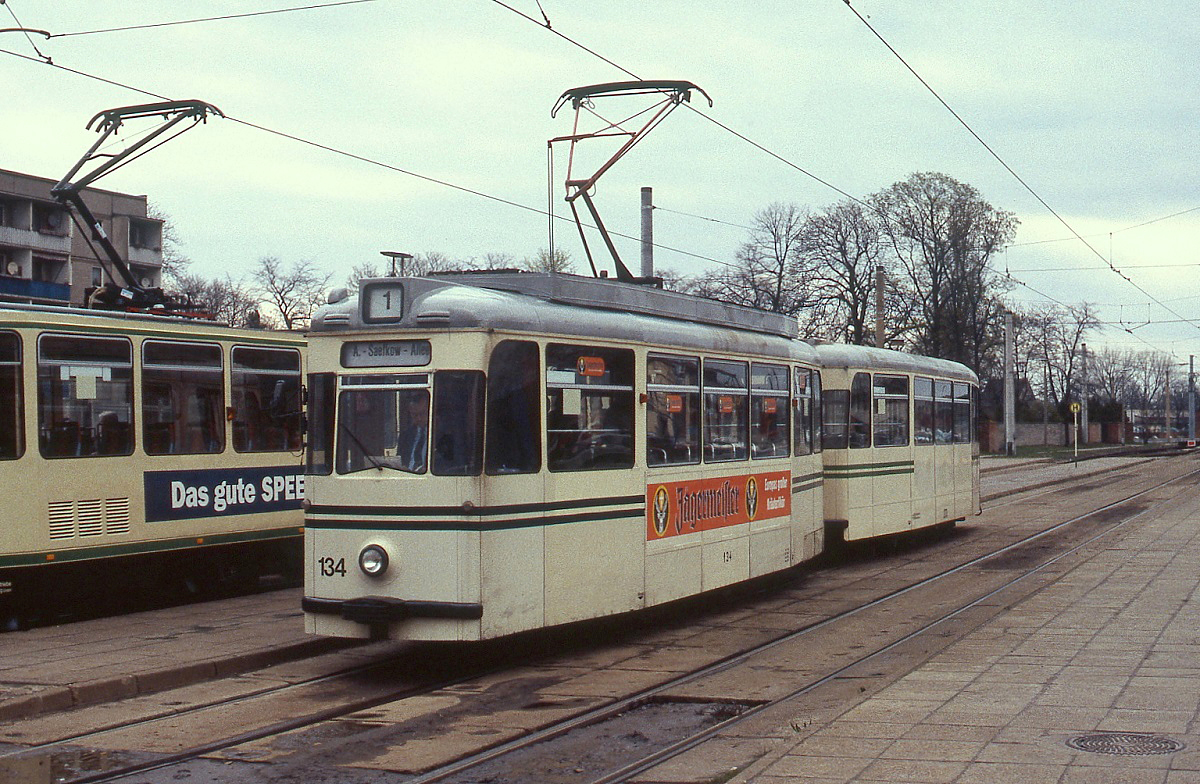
144, 465, 304, 522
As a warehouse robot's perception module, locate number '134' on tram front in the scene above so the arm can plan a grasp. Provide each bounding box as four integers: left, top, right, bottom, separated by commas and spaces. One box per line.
301, 272, 826, 641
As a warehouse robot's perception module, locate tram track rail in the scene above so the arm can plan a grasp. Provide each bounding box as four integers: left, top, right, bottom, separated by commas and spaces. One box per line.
3, 454, 1194, 784
409, 457, 1200, 784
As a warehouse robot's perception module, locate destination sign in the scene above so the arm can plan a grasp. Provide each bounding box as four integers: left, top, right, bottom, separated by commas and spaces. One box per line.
341, 340, 431, 368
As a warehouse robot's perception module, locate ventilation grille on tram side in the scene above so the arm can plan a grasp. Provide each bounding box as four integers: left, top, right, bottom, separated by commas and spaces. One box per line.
47, 498, 132, 540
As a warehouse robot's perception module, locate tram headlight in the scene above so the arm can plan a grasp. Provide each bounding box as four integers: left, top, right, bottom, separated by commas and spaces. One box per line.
358, 544, 390, 577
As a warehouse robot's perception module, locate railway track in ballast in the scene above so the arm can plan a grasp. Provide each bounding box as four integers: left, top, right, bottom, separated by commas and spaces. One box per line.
0, 453, 1194, 784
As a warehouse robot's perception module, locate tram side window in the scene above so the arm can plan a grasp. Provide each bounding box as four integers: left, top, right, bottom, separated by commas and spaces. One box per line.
704, 359, 748, 462
849, 372, 871, 449
873, 374, 910, 447
823, 389, 849, 450
914, 377, 934, 445
485, 340, 540, 475
751, 363, 790, 459
546, 344, 634, 472
793, 367, 812, 456
306, 373, 336, 476
231, 346, 302, 453
953, 382, 972, 443
812, 371, 823, 453
934, 379, 954, 444
142, 340, 224, 455
38, 334, 133, 458
647, 354, 700, 466
0, 332, 22, 460
433, 370, 484, 476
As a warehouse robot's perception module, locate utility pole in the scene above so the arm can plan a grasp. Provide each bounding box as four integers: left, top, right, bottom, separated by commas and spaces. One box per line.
1165, 366, 1172, 442
640, 187, 654, 279
1080, 343, 1089, 445
875, 266, 886, 348
1190, 355, 1196, 442
1004, 310, 1015, 456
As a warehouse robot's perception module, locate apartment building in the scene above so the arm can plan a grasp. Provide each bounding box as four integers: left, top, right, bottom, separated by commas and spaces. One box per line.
0, 168, 163, 306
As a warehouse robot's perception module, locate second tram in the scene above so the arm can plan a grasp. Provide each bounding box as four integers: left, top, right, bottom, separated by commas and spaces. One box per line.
301, 272, 979, 642
0, 303, 306, 628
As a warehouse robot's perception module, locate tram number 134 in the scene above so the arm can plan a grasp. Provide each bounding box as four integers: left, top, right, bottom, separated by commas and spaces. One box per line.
318, 557, 347, 577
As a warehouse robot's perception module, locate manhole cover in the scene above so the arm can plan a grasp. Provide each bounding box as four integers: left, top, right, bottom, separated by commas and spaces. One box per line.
1067, 733, 1185, 756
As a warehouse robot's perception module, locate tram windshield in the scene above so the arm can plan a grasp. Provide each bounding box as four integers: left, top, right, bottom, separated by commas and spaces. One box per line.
337, 375, 430, 474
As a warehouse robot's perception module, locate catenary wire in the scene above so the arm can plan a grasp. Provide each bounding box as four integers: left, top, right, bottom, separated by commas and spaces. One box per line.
0, 45, 738, 272
840, 0, 1200, 338
49, 1, 381, 38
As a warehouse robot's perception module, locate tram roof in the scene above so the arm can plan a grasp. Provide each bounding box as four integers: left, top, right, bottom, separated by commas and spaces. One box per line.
0, 301, 304, 343
812, 341, 979, 383
314, 272, 818, 362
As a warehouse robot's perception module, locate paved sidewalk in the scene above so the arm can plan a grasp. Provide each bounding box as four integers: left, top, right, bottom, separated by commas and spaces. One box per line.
733, 456, 1200, 783
0, 453, 1164, 724
0, 589, 340, 722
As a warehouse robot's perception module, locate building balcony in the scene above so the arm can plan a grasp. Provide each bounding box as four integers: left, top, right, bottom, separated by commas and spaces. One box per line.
0, 276, 71, 302
0, 225, 71, 254
128, 244, 163, 267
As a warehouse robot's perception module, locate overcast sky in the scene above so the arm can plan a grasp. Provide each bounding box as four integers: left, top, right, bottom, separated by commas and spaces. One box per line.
2, 1, 1197, 369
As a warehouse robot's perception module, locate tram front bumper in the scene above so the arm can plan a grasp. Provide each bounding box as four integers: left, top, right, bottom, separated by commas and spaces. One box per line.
302, 595, 483, 624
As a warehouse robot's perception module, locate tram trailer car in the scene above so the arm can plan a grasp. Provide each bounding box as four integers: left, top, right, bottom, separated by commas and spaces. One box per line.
816, 343, 980, 544
0, 303, 306, 628
302, 272, 827, 641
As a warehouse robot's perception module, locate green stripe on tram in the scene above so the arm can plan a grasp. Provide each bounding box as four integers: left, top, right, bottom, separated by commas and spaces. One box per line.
307, 507, 647, 532
0, 527, 303, 569
823, 460, 915, 480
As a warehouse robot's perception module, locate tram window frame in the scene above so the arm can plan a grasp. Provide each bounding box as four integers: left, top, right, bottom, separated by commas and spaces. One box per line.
230, 346, 303, 453
848, 372, 871, 449
822, 388, 849, 450
812, 370, 823, 453
914, 376, 934, 445
37, 333, 134, 458
970, 384, 979, 443
0, 331, 23, 460
704, 359, 749, 462
432, 370, 484, 476
306, 372, 336, 475
307, 374, 336, 477
336, 373, 431, 475
952, 381, 972, 444
872, 374, 910, 448
934, 379, 954, 444
793, 367, 812, 456
545, 343, 634, 472
141, 340, 225, 456
646, 353, 700, 467
485, 340, 541, 475
751, 362, 790, 459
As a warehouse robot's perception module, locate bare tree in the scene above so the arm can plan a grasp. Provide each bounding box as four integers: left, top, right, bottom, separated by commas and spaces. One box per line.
169, 271, 261, 327
252, 257, 332, 330
522, 247, 574, 274
345, 261, 382, 294
872, 172, 1018, 372
147, 203, 191, 285
1014, 302, 1099, 410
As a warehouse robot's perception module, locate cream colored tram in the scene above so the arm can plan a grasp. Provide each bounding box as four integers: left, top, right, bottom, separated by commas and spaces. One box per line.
0, 303, 306, 627
815, 343, 979, 543
301, 272, 825, 641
